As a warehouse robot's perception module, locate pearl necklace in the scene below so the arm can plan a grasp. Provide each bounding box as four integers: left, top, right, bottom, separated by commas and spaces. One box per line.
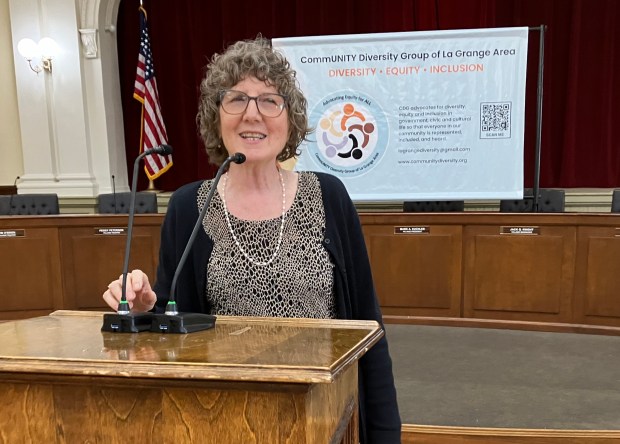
220, 170, 286, 266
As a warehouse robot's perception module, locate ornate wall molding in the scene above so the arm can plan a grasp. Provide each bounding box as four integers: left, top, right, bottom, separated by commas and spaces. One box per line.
78, 28, 98, 58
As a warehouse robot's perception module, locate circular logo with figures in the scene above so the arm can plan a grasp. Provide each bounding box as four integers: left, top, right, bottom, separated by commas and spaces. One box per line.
307, 91, 388, 177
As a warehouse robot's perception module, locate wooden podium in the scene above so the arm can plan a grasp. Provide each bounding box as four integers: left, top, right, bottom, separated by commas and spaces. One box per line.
0, 311, 383, 443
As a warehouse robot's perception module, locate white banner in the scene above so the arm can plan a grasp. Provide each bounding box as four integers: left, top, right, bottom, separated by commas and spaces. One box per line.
273, 27, 529, 201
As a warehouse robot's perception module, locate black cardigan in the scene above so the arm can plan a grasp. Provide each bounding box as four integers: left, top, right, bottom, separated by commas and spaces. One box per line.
153, 172, 401, 443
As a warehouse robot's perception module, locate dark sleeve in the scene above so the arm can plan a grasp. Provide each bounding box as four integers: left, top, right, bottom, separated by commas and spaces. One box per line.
320, 174, 402, 443
360, 337, 402, 443
152, 185, 183, 311
152, 182, 204, 313
344, 192, 401, 443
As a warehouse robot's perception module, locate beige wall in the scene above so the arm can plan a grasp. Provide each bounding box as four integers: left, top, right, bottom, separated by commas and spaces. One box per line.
0, 0, 23, 185
7, 0, 129, 197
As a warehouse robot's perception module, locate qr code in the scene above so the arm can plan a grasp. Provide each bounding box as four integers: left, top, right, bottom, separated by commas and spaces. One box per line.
480, 102, 511, 139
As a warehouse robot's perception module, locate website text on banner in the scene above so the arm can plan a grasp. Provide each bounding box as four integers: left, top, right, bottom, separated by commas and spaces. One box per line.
273, 27, 528, 202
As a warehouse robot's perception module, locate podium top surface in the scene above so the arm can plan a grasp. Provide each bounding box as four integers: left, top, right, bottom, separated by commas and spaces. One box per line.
0, 311, 382, 384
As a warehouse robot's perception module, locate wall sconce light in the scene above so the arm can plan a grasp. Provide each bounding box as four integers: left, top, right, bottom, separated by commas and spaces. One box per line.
17, 37, 59, 74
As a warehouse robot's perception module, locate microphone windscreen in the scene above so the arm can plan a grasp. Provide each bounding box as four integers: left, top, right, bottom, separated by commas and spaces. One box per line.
232, 152, 246, 164
155, 144, 174, 156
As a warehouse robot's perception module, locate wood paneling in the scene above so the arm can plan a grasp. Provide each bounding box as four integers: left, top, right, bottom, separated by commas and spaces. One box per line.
402, 424, 620, 444
463, 225, 575, 323
365, 224, 462, 317
360, 212, 620, 331
59, 225, 160, 310
4, 213, 620, 331
574, 226, 620, 326
0, 215, 162, 319
0, 226, 62, 318
0, 185, 17, 195
0, 374, 357, 444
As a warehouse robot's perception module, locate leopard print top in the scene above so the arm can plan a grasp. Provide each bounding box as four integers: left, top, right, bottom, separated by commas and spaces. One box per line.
197, 171, 336, 318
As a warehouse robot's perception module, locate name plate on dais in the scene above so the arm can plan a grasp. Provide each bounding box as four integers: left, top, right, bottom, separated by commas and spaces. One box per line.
95, 227, 127, 236
0, 229, 25, 238
395, 226, 430, 235
500, 226, 540, 235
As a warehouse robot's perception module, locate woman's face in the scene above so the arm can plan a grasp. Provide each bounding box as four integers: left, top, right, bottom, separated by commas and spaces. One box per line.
219, 76, 289, 166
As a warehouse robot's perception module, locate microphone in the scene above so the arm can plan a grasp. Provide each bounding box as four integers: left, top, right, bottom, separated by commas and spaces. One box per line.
111, 174, 117, 214
144, 144, 173, 156
101, 144, 175, 333
150, 152, 246, 334
8, 176, 20, 216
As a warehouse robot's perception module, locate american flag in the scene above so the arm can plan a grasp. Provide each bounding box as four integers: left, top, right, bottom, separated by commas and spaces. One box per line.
133, 6, 172, 180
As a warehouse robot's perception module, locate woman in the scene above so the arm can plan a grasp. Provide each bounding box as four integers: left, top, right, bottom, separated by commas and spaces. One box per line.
103, 37, 401, 443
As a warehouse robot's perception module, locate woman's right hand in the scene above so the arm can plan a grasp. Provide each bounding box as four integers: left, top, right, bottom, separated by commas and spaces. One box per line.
102, 269, 157, 313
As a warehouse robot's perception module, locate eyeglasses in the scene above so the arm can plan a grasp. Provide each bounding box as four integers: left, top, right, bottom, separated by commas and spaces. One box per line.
219, 90, 287, 118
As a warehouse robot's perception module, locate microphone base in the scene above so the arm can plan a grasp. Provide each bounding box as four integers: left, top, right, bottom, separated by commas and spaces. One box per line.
150, 313, 216, 334
101, 312, 153, 333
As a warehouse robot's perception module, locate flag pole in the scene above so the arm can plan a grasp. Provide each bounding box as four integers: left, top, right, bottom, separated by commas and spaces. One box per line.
133, 2, 172, 192
146, 179, 160, 193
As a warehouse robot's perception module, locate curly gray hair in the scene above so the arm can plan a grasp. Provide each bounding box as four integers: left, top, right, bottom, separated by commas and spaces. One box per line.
196, 37, 312, 166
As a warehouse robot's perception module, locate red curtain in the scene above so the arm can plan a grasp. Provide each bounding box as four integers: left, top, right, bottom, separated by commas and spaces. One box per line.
117, 0, 620, 192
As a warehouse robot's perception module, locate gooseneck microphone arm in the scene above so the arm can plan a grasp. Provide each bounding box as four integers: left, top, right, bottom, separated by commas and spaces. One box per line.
118, 144, 174, 314
150, 152, 245, 334
8, 176, 20, 215
165, 152, 246, 315
111, 174, 117, 214
101, 144, 173, 333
